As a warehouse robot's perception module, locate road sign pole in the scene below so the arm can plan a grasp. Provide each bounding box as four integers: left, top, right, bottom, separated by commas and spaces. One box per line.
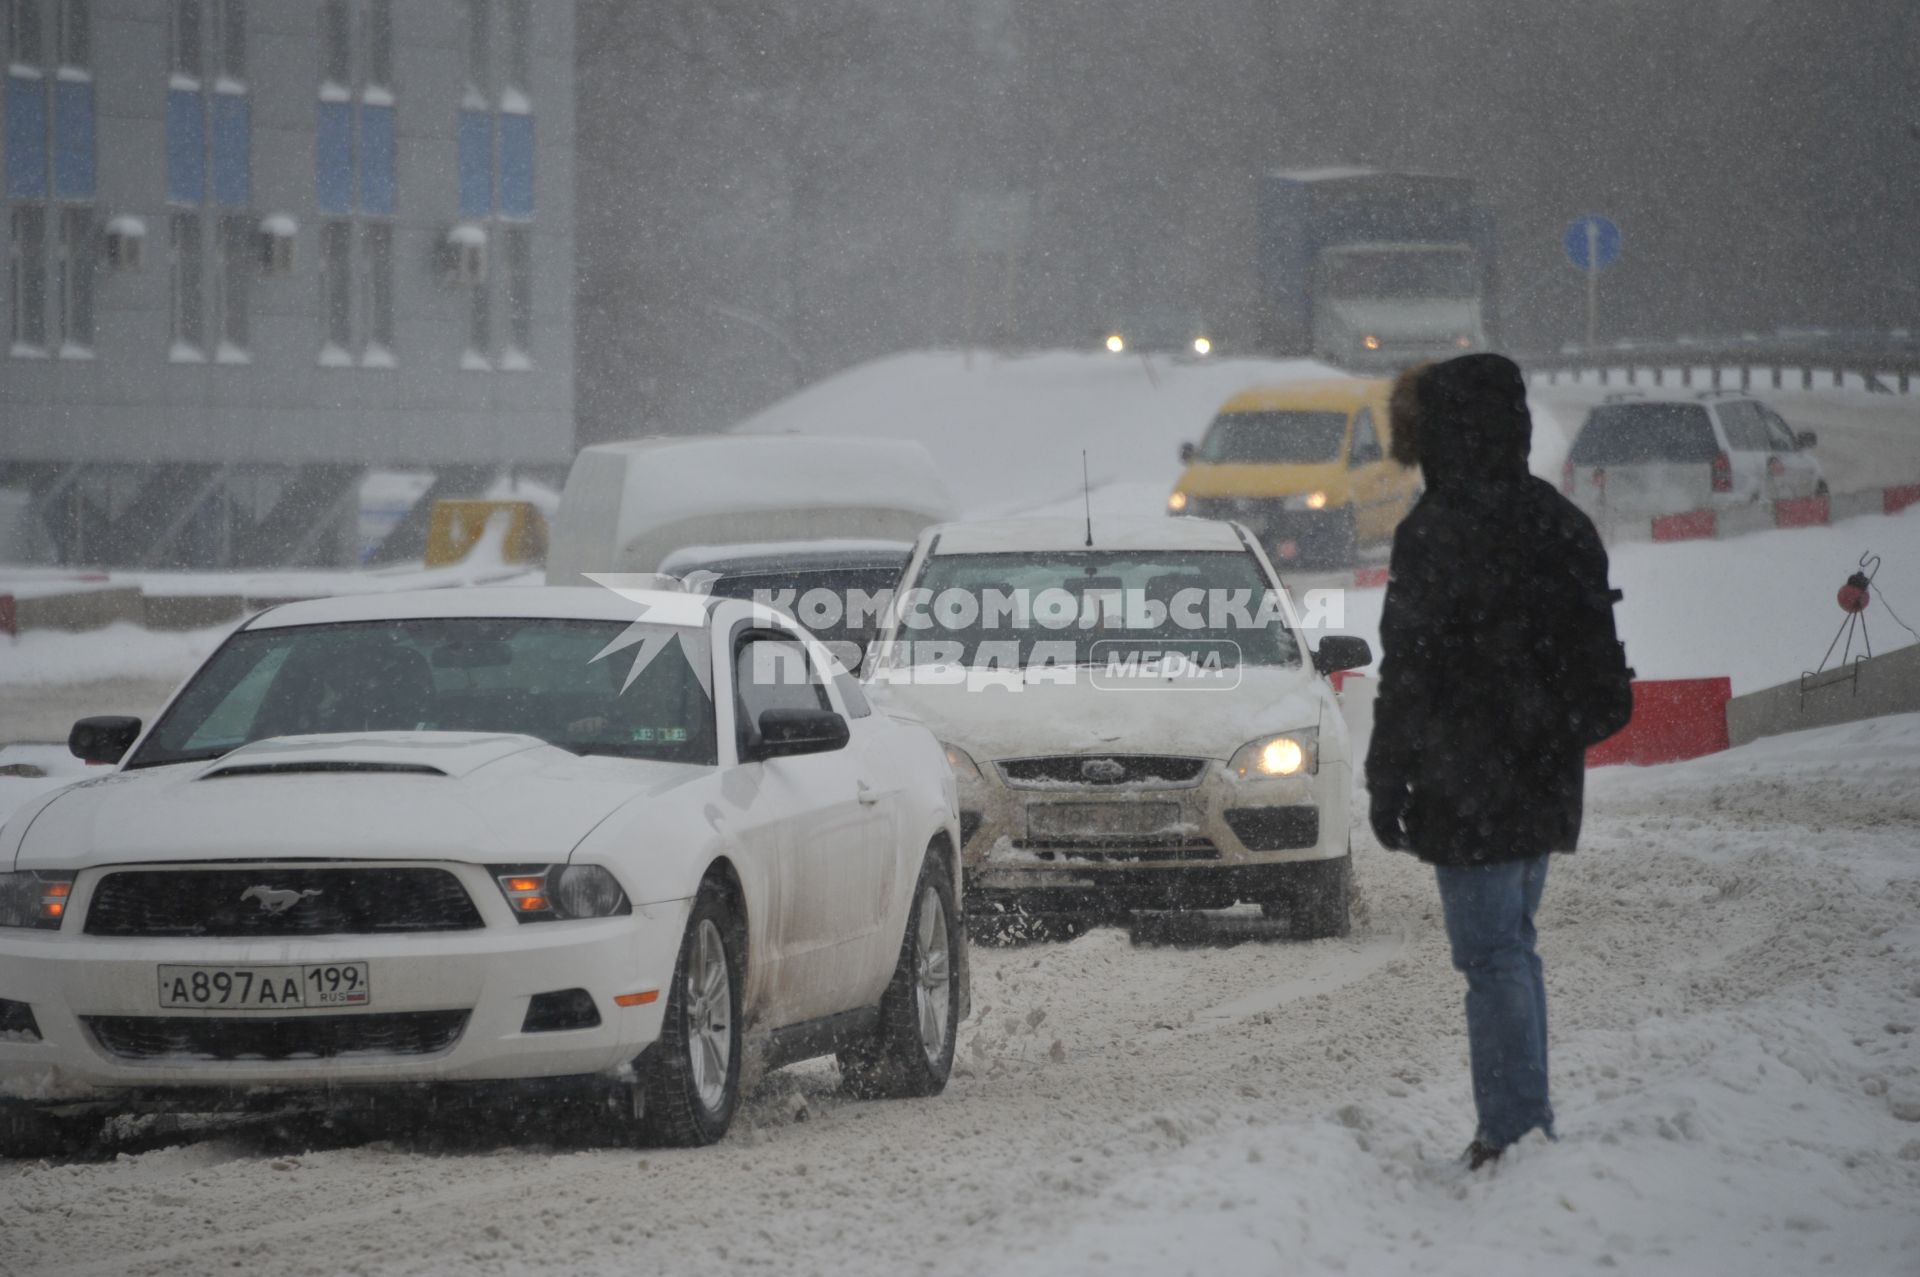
1586, 221, 1601, 349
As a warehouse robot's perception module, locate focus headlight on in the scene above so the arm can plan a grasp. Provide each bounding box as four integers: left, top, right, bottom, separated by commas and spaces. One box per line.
1361, 334, 1382, 351
1282, 490, 1330, 512
491, 865, 630, 923
941, 742, 984, 783
1104, 334, 1126, 354
0, 871, 74, 930
1227, 729, 1318, 779
1192, 337, 1212, 355
1167, 490, 1189, 513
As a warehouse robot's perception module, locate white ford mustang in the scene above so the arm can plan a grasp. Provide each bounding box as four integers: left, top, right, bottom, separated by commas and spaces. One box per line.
0, 587, 966, 1155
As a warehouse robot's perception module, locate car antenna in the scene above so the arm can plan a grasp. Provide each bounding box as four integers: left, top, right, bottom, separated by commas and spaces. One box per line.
1082, 450, 1094, 546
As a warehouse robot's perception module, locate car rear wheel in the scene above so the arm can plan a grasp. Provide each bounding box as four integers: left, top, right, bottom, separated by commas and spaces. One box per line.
1259, 855, 1352, 939
635, 886, 743, 1146
840, 854, 960, 1099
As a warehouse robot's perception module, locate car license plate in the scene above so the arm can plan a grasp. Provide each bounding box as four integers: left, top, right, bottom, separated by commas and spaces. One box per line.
157, 962, 372, 1011
1027, 801, 1180, 840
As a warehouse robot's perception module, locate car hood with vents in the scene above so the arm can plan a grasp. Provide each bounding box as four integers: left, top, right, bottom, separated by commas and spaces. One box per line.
2, 732, 707, 872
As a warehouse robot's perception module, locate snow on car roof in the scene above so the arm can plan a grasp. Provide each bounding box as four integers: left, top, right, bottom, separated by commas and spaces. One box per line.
247, 586, 715, 630
659, 539, 913, 575
927, 516, 1250, 555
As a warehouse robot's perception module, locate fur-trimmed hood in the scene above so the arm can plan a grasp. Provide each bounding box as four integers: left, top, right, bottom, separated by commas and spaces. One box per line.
1386, 354, 1532, 491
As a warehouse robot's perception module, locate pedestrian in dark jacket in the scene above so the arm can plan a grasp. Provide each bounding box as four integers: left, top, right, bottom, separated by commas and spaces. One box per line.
1365, 352, 1616, 1169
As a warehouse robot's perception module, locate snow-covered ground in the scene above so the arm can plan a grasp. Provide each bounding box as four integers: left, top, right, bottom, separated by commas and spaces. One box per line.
4, 714, 1916, 1275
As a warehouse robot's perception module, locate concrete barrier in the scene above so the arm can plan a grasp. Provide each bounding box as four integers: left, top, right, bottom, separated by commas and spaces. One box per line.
12, 586, 145, 632
1726, 643, 1920, 748
141, 594, 249, 631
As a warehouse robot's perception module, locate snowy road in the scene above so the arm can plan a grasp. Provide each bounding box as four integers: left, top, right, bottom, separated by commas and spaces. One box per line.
6, 717, 1917, 1276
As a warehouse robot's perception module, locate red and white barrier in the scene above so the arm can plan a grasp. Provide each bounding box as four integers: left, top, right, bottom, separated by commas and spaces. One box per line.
1610, 481, 1920, 545
1586, 677, 1733, 767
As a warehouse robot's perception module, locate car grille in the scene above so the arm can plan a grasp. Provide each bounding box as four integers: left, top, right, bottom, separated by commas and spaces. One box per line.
1224, 806, 1320, 851
997, 755, 1210, 789
1013, 843, 1221, 864
84, 868, 485, 938
84, 1011, 470, 1062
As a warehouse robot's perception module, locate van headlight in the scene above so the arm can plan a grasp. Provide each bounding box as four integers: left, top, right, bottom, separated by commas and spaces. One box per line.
1282, 491, 1330, 512
1167, 490, 1189, 513
1228, 730, 1318, 778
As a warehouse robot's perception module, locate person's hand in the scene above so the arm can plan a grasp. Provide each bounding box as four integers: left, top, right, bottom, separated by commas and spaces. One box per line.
1369, 784, 1411, 851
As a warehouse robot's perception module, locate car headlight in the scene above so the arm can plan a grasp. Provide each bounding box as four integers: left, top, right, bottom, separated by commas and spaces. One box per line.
1167, 490, 1189, 513
490, 865, 630, 923
1282, 491, 1330, 512
0, 871, 73, 930
1227, 729, 1318, 779
1192, 337, 1212, 355
1361, 334, 1382, 351
941, 742, 984, 783
1104, 334, 1126, 354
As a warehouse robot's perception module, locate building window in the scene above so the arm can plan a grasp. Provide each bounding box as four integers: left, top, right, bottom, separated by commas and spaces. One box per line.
459, 1, 534, 369
170, 210, 204, 359
216, 211, 248, 358
164, 0, 248, 359
7, 0, 44, 66
362, 219, 392, 359
8, 204, 47, 353
56, 0, 86, 69
56, 202, 91, 349
502, 224, 530, 367
315, 1, 396, 367
170, 0, 203, 86
503, 0, 529, 101
319, 217, 350, 360
7, 0, 94, 359
365, 0, 391, 93
215, 0, 244, 88
320, 0, 348, 95
462, 0, 488, 105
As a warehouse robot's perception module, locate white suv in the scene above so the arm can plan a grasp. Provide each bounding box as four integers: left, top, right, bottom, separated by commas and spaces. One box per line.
866, 516, 1370, 939
1562, 392, 1826, 520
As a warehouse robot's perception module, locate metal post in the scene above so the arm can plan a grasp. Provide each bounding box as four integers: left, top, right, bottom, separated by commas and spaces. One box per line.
1585, 222, 1600, 349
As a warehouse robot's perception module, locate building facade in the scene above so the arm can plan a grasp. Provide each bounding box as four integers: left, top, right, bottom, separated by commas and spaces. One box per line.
1, 0, 574, 567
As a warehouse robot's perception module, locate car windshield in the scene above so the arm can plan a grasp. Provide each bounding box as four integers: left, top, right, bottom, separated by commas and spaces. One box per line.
1197, 411, 1350, 463
127, 618, 718, 768
889, 550, 1302, 669
1322, 250, 1476, 299
1570, 404, 1719, 464
701, 566, 904, 646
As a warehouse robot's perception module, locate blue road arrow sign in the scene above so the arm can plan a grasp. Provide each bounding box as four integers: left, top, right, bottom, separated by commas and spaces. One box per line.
1565, 215, 1622, 271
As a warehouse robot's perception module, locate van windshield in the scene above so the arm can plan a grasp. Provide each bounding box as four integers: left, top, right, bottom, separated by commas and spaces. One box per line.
1196, 411, 1349, 463
1323, 250, 1476, 299
1571, 404, 1718, 464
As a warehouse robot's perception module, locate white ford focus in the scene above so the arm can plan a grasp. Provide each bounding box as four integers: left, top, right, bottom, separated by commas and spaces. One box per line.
0, 587, 966, 1155
868, 517, 1370, 939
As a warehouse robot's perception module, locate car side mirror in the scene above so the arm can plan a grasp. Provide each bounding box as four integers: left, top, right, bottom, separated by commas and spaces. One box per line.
1179, 442, 1197, 465
747, 708, 850, 761
1311, 636, 1372, 676
70, 715, 142, 765
1794, 430, 1816, 449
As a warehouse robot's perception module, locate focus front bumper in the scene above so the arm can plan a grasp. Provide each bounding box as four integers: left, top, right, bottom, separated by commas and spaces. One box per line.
955, 759, 1350, 912
0, 871, 690, 1099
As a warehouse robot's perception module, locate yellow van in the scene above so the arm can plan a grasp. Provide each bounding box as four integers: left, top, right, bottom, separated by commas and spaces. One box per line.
1167, 378, 1419, 568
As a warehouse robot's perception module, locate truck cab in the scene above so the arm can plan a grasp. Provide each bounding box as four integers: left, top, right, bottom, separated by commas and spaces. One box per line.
1314, 243, 1484, 369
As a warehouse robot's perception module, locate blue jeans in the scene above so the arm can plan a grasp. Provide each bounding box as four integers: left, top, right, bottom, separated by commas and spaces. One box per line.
1434, 855, 1553, 1149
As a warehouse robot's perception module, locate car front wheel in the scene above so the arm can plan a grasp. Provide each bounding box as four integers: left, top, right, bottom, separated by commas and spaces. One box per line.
840, 853, 960, 1099
636, 885, 743, 1146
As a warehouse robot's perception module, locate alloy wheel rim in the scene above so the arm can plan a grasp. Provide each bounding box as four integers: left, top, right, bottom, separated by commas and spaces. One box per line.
913, 886, 952, 1065
685, 918, 732, 1111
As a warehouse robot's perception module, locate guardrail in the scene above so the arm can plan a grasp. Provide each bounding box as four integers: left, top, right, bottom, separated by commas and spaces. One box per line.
1521, 332, 1920, 396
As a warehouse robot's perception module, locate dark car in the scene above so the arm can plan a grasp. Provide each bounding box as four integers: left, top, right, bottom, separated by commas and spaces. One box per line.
663, 541, 913, 674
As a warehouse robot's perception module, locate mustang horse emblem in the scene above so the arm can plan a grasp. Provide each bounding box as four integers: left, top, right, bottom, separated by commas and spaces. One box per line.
241, 885, 323, 916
